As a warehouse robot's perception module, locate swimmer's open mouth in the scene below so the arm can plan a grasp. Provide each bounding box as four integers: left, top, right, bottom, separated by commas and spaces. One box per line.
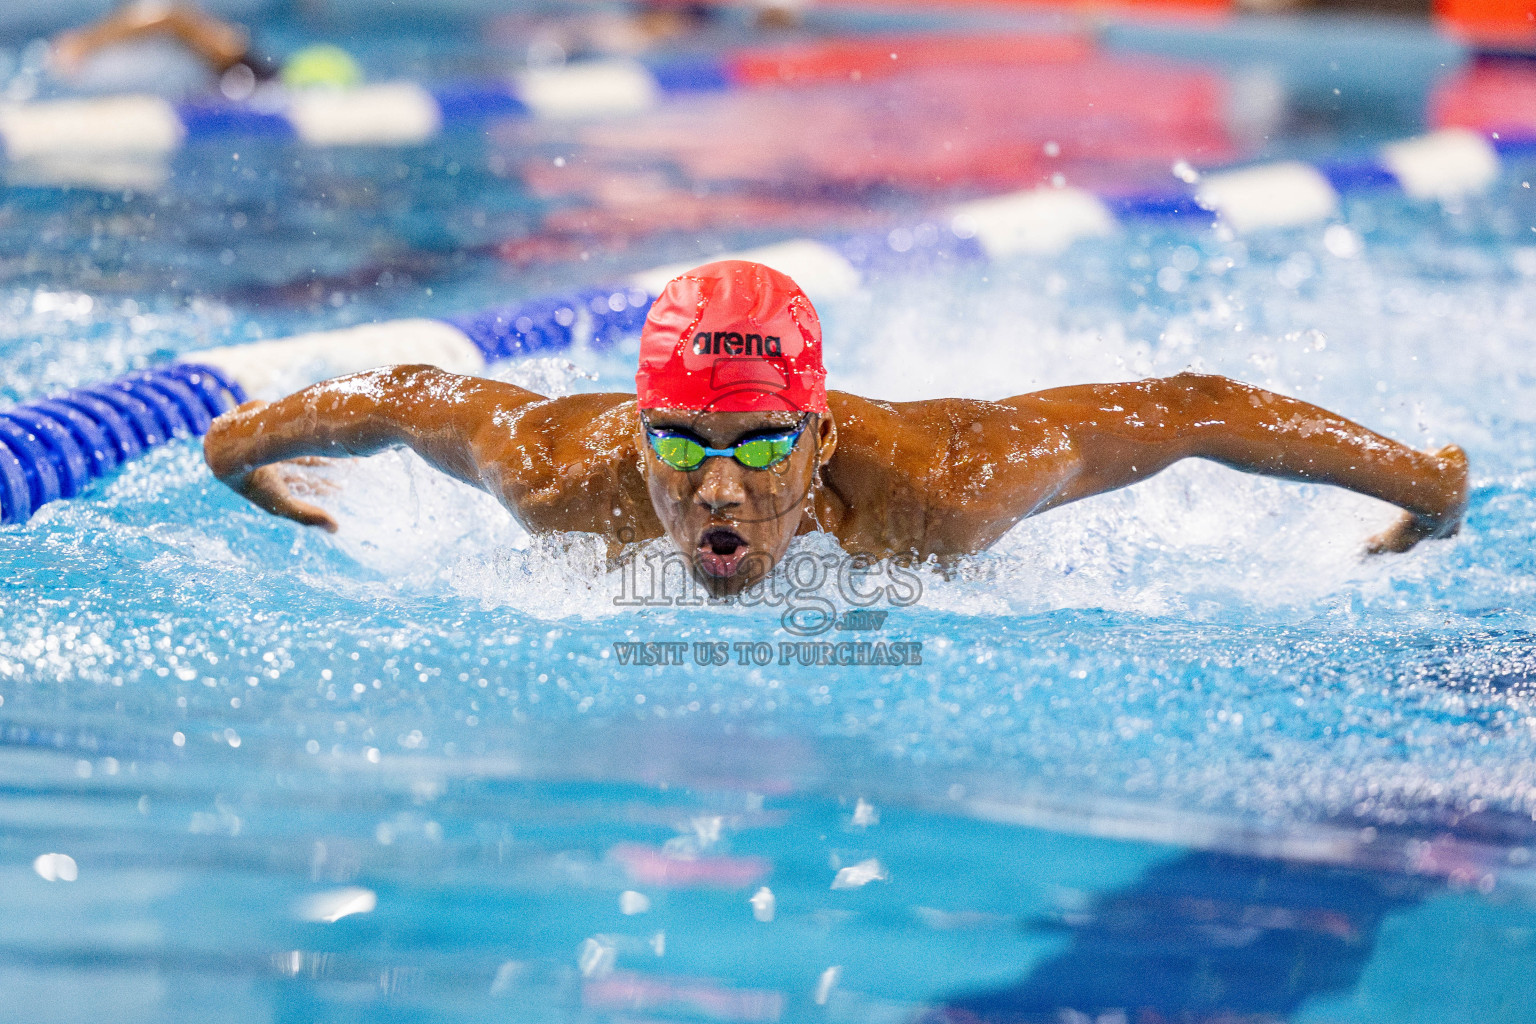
697, 527, 749, 578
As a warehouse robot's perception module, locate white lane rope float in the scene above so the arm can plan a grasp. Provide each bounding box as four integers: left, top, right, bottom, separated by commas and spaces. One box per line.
0, 127, 1514, 524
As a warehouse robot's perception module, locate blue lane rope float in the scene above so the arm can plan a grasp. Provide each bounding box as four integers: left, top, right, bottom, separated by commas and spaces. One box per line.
0, 365, 244, 524
0, 128, 1517, 524
1, 407, 90, 497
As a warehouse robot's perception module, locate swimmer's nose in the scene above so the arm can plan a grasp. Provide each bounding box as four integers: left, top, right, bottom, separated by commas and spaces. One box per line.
693, 457, 746, 513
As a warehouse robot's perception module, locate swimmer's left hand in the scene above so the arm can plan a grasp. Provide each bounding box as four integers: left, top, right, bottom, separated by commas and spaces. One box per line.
1365, 444, 1468, 555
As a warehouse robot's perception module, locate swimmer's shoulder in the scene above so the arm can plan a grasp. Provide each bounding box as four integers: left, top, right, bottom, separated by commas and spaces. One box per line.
822, 391, 962, 494
479, 390, 637, 464
475, 389, 633, 478
827, 391, 1059, 454
823, 390, 1076, 555
475, 391, 648, 535
823, 389, 1072, 500
821, 392, 1014, 554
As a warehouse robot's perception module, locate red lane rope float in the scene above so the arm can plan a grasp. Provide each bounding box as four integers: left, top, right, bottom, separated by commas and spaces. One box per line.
726, 32, 1093, 86
1435, 0, 1536, 49
1431, 59, 1536, 137
791, 0, 1229, 13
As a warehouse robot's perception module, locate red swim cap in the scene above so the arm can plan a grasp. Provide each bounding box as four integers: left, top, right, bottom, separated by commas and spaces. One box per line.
635, 260, 827, 414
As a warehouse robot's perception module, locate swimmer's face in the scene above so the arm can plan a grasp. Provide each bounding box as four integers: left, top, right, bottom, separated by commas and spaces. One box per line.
639, 408, 835, 596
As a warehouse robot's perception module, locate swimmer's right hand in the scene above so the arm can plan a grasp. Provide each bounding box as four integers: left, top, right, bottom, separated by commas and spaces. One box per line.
1365, 444, 1469, 555
228, 459, 342, 534
205, 400, 342, 532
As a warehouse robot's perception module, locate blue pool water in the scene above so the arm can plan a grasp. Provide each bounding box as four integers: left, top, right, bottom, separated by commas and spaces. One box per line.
3, 18, 1536, 1024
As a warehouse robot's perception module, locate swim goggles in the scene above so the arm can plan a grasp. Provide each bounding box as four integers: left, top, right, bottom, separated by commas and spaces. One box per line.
642, 413, 812, 472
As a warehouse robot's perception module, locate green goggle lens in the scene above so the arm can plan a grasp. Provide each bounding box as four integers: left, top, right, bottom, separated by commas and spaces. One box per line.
732, 436, 794, 469
652, 435, 707, 471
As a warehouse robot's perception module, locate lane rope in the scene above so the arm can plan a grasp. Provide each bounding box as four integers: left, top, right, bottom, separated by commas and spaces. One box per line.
0, 127, 1518, 524
0, 35, 1089, 158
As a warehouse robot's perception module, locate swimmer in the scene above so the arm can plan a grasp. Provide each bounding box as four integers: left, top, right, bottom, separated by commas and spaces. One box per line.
51, 2, 358, 99
489, 0, 794, 63
203, 260, 1468, 593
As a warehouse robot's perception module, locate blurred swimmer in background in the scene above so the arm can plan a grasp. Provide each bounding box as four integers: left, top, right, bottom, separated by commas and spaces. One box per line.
50, 1, 360, 99
485, 0, 799, 66
203, 261, 1469, 594
488, 2, 718, 65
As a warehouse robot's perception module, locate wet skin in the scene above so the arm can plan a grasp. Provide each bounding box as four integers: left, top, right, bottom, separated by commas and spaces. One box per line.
638, 409, 833, 595
203, 365, 1469, 588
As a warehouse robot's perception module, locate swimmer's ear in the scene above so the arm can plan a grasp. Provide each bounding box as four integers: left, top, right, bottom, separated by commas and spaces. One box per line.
814, 412, 837, 465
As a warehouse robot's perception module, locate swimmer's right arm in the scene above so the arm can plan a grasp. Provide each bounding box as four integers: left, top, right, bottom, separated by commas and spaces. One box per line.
203, 364, 547, 532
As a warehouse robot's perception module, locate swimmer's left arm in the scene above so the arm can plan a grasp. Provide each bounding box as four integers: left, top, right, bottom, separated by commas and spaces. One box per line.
996, 372, 1467, 553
